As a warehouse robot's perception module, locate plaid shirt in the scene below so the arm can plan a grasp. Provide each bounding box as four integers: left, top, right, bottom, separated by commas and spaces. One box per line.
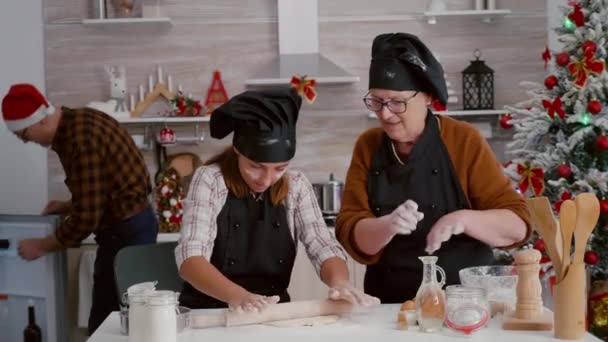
51, 107, 152, 247
175, 164, 346, 275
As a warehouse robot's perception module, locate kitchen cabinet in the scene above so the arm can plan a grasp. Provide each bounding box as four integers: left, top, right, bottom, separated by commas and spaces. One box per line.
288, 232, 366, 301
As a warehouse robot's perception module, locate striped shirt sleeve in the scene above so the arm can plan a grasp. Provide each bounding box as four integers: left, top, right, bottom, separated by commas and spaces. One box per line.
288, 171, 347, 275
175, 166, 225, 270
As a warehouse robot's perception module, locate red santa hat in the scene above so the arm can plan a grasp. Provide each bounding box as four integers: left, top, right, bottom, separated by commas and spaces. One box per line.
2, 83, 55, 132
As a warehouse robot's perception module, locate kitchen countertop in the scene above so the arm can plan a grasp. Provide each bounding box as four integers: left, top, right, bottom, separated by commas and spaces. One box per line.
87, 304, 602, 342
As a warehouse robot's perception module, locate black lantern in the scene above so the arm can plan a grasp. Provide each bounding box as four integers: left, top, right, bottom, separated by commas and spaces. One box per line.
462, 49, 494, 110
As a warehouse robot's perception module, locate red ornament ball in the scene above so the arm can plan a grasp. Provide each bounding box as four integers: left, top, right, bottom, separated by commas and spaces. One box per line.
601, 199, 608, 215
588, 100, 602, 115
583, 40, 597, 53
544, 75, 558, 89
500, 114, 513, 129
556, 163, 572, 178
585, 250, 599, 265
556, 53, 570, 67
596, 136, 608, 150
533, 239, 546, 253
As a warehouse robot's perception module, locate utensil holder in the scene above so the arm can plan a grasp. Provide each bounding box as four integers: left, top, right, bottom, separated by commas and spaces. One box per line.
553, 262, 586, 340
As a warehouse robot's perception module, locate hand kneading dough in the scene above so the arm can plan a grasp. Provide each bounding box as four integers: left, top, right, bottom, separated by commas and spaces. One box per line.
263, 315, 340, 327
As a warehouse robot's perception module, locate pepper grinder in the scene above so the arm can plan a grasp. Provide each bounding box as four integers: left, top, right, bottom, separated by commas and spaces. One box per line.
503, 249, 553, 331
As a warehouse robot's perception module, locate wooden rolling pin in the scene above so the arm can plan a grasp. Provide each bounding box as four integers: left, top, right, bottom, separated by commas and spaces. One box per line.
190, 299, 354, 329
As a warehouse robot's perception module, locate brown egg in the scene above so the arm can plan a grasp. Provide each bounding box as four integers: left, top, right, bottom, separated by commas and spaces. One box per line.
400, 300, 415, 311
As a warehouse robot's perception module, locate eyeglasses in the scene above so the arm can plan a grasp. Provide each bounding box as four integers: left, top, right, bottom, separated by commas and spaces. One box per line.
363, 92, 419, 114
15, 127, 29, 142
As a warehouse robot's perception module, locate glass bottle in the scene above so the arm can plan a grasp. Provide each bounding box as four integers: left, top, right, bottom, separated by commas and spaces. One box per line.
445, 285, 490, 335
415, 256, 446, 332
23, 300, 41, 342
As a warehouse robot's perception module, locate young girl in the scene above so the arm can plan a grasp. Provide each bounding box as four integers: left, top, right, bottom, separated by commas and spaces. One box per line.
175, 87, 378, 311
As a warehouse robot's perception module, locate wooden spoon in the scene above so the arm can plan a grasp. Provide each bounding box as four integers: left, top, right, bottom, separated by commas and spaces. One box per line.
572, 193, 600, 264
558, 200, 577, 279
526, 197, 563, 280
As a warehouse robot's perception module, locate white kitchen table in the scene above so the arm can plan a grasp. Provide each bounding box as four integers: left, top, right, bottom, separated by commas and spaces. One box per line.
88, 304, 602, 342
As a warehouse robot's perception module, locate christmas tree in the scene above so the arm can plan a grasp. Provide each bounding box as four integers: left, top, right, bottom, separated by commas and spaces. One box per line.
503, 0, 608, 279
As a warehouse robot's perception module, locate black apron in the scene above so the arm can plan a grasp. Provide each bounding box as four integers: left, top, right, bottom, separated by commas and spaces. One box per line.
364, 111, 494, 303
179, 192, 296, 308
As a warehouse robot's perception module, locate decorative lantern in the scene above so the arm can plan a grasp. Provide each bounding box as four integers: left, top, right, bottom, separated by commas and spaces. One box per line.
462, 49, 494, 110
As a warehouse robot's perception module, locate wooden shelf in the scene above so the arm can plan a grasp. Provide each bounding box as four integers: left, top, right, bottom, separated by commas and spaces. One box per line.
424, 9, 511, 24
81, 17, 172, 27
367, 109, 508, 119
117, 116, 210, 124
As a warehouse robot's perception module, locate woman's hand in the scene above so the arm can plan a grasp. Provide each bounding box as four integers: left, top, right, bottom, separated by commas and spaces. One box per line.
227, 291, 280, 313
387, 200, 424, 236
328, 282, 380, 307
425, 210, 466, 254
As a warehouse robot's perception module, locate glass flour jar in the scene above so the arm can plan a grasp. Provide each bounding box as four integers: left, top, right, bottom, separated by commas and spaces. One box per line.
144, 290, 179, 342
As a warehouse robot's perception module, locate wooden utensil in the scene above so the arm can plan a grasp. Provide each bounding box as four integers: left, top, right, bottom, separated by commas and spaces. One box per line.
526, 197, 564, 280
190, 299, 354, 329
572, 193, 600, 264
553, 262, 587, 339
558, 200, 577, 280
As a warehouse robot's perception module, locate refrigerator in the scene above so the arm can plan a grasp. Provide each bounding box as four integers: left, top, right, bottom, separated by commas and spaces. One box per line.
0, 215, 68, 342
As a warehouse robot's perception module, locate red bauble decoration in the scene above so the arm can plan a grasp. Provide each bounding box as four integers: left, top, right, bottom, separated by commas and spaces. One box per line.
556, 53, 570, 67
585, 250, 599, 265
533, 239, 546, 253
596, 136, 608, 150
601, 199, 608, 215
159, 127, 176, 145
583, 40, 598, 53
500, 114, 513, 129
544, 75, 558, 89
556, 163, 572, 178
588, 100, 602, 115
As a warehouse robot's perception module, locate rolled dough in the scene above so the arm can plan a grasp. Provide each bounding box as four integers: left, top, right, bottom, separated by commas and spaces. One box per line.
263, 315, 340, 327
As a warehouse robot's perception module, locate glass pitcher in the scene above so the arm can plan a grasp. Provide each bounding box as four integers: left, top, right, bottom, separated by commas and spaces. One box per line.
415, 256, 447, 332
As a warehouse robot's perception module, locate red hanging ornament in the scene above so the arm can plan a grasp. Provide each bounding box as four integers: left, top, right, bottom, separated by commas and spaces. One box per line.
533, 239, 546, 253
596, 135, 608, 150
585, 250, 599, 265
542, 97, 566, 120
556, 53, 570, 67
159, 127, 176, 145
542, 47, 551, 70
544, 75, 558, 89
568, 3, 585, 27
588, 100, 602, 115
500, 114, 513, 129
557, 163, 572, 178
583, 40, 597, 53
601, 199, 608, 215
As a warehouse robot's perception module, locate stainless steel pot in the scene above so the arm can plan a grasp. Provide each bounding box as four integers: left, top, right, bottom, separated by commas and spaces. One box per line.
312, 173, 344, 215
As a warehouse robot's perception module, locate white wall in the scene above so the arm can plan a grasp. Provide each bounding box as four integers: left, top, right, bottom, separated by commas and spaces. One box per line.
0, 0, 48, 214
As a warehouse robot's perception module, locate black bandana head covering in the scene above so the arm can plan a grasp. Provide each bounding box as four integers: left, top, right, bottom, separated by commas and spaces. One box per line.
210, 87, 301, 162
369, 32, 448, 105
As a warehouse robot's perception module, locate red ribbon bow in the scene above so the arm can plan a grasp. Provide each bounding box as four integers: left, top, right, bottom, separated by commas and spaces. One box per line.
568, 49, 605, 87
568, 3, 585, 27
542, 47, 551, 70
517, 163, 545, 196
290, 75, 317, 104
542, 97, 566, 120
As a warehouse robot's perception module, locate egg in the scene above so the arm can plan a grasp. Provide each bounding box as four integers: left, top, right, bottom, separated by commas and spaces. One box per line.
400, 299, 415, 311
